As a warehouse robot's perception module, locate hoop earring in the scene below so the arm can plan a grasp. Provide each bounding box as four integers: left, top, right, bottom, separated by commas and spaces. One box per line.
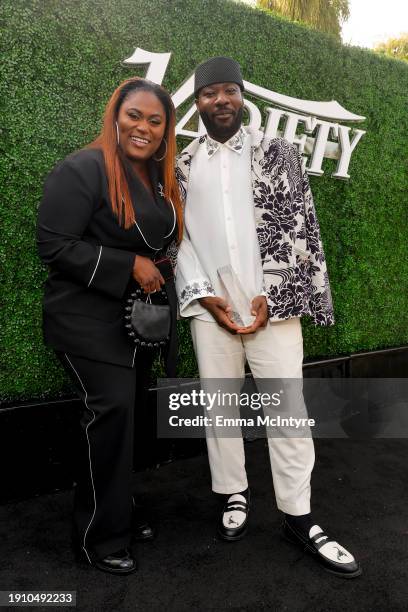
115, 121, 120, 146
153, 138, 167, 162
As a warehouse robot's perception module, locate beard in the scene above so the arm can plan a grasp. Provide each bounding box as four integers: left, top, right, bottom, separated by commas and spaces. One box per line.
199, 106, 244, 142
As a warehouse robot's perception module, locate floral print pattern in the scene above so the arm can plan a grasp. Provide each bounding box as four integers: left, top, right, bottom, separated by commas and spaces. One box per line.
179, 279, 216, 309
176, 128, 334, 326
206, 126, 246, 157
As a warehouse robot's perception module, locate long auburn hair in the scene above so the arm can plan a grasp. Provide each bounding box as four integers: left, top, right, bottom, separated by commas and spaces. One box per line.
89, 77, 183, 242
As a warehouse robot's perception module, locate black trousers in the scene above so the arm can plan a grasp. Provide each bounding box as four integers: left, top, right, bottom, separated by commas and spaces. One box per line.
57, 349, 154, 561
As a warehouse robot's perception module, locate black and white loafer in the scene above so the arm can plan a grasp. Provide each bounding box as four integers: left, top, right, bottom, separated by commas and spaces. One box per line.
218, 492, 250, 541
283, 521, 362, 578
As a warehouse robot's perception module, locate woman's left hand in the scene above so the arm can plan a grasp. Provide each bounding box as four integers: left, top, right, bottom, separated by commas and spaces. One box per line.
132, 255, 165, 293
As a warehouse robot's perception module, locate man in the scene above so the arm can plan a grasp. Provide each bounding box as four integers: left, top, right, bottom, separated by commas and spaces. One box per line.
175, 56, 361, 578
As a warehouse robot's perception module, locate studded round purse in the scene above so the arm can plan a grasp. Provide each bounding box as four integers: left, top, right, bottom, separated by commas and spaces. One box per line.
124, 257, 173, 349
124, 286, 171, 348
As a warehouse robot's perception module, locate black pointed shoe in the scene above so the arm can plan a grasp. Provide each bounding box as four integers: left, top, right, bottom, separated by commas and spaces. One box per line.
218, 491, 250, 541
133, 517, 156, 542
283, 520, 362, 579
93, 548, 138, 575
132, 497, 156, 542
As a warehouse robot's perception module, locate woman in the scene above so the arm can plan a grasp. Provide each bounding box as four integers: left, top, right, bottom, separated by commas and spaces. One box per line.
37, 77, 183, 574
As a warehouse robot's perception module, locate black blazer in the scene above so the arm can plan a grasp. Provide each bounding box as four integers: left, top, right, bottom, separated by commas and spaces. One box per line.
37, 147, 176, 367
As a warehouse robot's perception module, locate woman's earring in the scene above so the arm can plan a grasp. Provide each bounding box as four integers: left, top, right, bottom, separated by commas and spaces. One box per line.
115, 121, 120, 146
153, 138, 167, 162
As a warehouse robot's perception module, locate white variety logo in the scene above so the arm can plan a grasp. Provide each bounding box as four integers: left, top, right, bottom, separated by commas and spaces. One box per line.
124, 48, 366, 180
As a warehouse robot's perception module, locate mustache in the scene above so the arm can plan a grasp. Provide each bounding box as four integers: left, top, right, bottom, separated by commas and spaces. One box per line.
199, 106, 243, 138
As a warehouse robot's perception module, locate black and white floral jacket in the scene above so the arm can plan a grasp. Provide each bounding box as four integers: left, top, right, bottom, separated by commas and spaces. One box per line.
169, 127, 334, 326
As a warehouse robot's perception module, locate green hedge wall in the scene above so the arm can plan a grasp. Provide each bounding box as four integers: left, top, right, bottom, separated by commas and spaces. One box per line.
1, 0, 407, 401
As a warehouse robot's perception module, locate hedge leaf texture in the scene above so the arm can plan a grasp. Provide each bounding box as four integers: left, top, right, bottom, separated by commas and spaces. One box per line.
1, 0, 407, 400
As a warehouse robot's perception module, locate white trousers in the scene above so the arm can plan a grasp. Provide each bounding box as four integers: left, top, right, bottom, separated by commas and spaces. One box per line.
190, 317, 315, 515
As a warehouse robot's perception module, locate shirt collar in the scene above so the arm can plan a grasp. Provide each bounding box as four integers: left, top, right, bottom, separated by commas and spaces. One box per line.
205, 126, 247, 158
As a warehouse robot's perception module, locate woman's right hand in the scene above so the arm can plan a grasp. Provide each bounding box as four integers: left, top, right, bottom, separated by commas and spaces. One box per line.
132, 256, 165, 293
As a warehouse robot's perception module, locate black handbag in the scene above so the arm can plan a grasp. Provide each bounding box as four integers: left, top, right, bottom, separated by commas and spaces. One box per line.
124, 257, 173, 349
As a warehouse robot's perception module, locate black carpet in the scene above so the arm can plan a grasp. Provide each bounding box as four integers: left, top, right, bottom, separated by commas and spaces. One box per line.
1, 438, 408, 612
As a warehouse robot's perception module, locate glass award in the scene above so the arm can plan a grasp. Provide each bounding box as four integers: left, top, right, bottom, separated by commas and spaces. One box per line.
217, 265, 254, 327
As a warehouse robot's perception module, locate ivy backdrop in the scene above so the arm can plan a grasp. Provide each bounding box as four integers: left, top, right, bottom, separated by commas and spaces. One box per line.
1, 0, 407, 400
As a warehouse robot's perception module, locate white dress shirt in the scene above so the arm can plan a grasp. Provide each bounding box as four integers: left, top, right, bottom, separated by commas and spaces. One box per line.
176, 127, 265, 324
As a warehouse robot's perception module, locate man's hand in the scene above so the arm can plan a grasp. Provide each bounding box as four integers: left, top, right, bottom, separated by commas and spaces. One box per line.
236, 295, 268, 335
132, 256, 165, 293
199, 296, 240, 334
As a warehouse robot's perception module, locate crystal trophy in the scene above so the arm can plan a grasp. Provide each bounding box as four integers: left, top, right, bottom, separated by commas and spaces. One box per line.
217, 265, 254, 327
